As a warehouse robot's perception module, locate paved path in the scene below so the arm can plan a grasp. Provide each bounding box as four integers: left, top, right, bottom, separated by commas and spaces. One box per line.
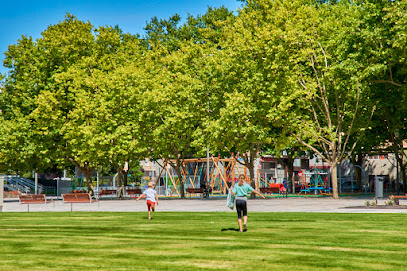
3, 197, 407, 213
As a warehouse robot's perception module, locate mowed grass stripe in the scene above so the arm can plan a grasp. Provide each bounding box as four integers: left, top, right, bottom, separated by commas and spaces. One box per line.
0, 212, 406, 270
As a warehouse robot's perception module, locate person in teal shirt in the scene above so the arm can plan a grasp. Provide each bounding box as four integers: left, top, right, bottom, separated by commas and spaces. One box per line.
232, 174, 265, 232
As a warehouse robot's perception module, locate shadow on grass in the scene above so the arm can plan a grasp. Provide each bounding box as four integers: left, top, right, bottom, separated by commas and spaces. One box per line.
221, 228, 239, 232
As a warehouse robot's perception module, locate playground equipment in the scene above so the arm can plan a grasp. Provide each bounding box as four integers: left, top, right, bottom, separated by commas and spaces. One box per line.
257, 171, 279, 188
152, 157, 249, 196
299, 169, 330, 195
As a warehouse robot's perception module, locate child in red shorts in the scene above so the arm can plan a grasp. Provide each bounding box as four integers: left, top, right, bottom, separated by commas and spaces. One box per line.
136, 182, 159, 219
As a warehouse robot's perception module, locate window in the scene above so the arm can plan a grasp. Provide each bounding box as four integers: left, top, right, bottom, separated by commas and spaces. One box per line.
262, 162, 275, 170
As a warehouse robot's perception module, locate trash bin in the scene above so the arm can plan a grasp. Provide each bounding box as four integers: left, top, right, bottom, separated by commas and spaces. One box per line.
375, 175, 383, 198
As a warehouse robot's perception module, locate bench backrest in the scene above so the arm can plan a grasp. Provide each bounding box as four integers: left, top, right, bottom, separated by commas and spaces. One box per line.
126, 189, 142, 194
72, 190, 87, 194
62, 193, 91, 203
260, 187, 281, 193
186, 188, 204, 193
19, 194, 46, 204
99, 189, 117, 195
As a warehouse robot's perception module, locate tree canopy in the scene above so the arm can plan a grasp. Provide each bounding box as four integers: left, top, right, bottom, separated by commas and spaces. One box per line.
1, 1, 407, 198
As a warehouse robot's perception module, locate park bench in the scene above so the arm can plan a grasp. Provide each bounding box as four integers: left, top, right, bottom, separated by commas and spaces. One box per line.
62, 193, 97, 211
19, 194, 50, 212
260, 185, 287, 198
388, 194, 407, 205
72, 190, 87, 193
98, 189, 118, 199
186, 187, 205, 198
5, 190, 20, 198
125, 188, 142, 198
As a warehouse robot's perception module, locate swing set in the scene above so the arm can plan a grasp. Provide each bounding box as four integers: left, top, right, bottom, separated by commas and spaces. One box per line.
152, 157, 249, 197
298, 168, 331, 195
257, 171, 277, 188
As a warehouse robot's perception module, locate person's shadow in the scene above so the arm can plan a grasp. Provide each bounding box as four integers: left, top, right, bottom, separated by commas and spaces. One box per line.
221, 228, 239, 232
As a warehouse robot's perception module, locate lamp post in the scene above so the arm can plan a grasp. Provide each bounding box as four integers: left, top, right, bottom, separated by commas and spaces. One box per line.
395, 129, 400, 195
206, 89, 210, 198
204, 54, 212, 199
35, 172, 38, 194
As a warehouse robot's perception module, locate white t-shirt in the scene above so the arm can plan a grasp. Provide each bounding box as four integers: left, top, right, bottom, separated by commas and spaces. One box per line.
143, 188, 157, 202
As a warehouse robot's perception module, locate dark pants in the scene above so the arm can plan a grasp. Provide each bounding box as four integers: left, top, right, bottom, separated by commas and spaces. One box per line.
236, 199, 247, 219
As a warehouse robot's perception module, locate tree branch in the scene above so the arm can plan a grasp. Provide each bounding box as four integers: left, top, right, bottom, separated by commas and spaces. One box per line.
339, 88, 360, 160
296, 136, 330, 164
371, 80, 403, 87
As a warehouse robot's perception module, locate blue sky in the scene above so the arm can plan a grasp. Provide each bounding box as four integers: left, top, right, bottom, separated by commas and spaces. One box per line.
0, 0, 243, 75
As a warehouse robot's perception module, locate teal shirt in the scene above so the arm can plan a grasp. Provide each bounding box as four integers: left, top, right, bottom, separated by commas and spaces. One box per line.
232, 183, 254, 197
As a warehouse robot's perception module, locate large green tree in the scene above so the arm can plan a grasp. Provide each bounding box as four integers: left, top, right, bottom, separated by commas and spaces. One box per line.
288, 1, 375, 199
0, 14, 95, 175
139, 7, 237, 197
201, 0, 309, 193
52, 26, 147, 191
230, 0, 376, 199
139, 43, 209, 198
358, 0, 407, 192
143, 6, 236, 51
1, 14, 145, 194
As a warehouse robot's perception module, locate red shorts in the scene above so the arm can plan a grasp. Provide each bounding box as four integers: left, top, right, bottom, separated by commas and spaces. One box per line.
146, 200, 155, 211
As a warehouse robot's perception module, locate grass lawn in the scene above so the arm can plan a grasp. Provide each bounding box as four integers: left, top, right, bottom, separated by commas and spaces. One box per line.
0, 212, 406, 270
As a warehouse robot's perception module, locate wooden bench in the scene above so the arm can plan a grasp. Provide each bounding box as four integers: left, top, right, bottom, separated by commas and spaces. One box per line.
5, 190, 20, 198
186, 187, 205, 198
390, 195, 407, 199
62, 193, 97, 211
72, 190, 87, 193
260, 187, 287, 198
125, 188, 142, 198
19, 194, 49, 212
98, 189, 118, 198
389, 195, 407, 204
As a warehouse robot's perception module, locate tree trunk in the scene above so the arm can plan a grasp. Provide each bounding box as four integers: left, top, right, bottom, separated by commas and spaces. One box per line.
286, 157, 294, 193
83, 170, 95, 196
113, 167, 125, 199
169, 156, 185, 198
400, 161, 407, 194
116, 169, 123, 187
123, 171, 128, 186
354, 163, 362, 187
173, 165, 184, 198
240, 148, 256, 198
331, 163, 339, 199
248, 163, 255, 188
248, 163, 256, 199
66, 158, 95, 195
351, 152, 363, 187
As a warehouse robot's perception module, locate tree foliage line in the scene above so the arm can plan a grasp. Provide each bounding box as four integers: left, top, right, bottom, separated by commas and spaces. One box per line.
1, 0, 406, 198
